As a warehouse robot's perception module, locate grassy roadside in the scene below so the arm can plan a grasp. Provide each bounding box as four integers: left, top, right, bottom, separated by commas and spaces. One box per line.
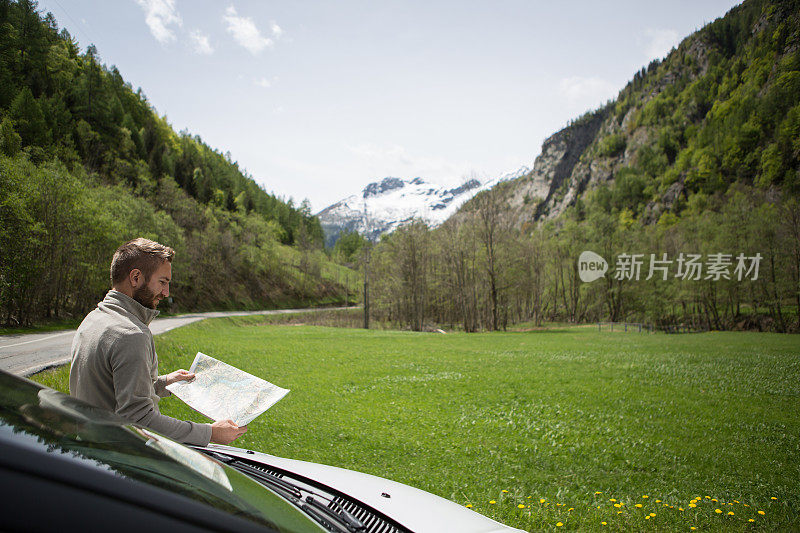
33, 319, 799, 531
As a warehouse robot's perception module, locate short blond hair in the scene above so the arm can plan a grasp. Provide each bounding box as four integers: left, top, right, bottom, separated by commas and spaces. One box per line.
110, 238, 174, 285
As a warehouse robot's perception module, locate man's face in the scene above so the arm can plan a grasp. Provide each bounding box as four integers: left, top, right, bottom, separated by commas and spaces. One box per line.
132, 261, 172, 309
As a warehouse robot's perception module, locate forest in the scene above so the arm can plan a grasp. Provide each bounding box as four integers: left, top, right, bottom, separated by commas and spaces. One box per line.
0, 0, 348, 326
365, 0, 800, 333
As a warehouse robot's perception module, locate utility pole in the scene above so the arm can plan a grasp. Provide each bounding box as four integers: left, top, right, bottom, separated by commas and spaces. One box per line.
363, 200, 370, 329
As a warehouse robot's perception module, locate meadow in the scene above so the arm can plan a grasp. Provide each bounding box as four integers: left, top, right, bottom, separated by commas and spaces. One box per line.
34, 317, 799, 531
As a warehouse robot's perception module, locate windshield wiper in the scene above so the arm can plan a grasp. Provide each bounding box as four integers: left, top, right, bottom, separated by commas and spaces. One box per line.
303, 496, 366, 532
202, 451, 368, 533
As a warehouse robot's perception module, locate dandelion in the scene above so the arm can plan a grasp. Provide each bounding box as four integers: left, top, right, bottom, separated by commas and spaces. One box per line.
642, 495, 649, 499
518, 504, 525, 509
556, 522, 563, 527
527, 496, 532, 499
466, 504, 473, 508
689, 504, 697, 508
614, 504, 621, 508
609, 499, 616, 502
540, 498, 546, 504
728, 512, 734, 516
501, 490, 508, 493
758, 511, 765, 515
705, 496, 711, 499
656, 500, 661, 503
645, 516, 650, 520
601, 522, 607, 526
744, 504, 750, 507
568, 508, 574, 512
734, 500, 740, 504
771, 497, 777, 500
679, 508, 684, 512
664, 504, 669, 507
595, 491, 602, 495
635, 504, 643, 508
649, 513, 656, 517
617, 511, 622, 515
489, 500, 496, 505
691, 528, 697, 531
597, 506, 601, 509
712, 498, 718, 502
749, 519, 755, 522
715, 509, 722, 514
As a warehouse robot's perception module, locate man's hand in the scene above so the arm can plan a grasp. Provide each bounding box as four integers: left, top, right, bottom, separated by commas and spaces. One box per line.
210, 419, 248, 444
165, 369, 195, 386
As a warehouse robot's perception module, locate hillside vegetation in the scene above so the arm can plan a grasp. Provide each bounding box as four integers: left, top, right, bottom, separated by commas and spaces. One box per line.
0, 0, 353, 326
368, 0, 800, 332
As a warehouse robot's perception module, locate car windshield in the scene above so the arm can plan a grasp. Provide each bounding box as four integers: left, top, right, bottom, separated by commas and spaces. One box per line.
0, 371, 318, 533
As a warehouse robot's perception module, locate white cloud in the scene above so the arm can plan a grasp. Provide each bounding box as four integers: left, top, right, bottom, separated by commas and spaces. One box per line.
270, 21, 283, 39
189, 30, 214, 55
558, 76, 618, 112
223, 6, 281, 55
642, 28, 680, 62
254, 76, 272, 88
136, 0, 182, 44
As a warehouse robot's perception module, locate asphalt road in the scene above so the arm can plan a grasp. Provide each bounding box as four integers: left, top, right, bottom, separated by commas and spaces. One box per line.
0, 307, 347, 377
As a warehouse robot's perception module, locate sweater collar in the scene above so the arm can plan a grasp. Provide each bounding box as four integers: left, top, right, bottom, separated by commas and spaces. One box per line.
103, 289, 160, 326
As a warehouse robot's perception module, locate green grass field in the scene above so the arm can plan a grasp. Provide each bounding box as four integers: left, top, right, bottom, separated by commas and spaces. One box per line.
34, 319, 799, 531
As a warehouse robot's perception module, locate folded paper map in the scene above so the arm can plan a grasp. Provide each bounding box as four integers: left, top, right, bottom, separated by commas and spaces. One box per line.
165, 352, 289, 426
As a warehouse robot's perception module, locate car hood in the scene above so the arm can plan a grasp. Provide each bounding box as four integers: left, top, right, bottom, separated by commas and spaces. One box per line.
203, 444, 526, 533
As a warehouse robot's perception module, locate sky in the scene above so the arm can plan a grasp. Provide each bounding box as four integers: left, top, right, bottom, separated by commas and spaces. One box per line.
38, 0, 742, 213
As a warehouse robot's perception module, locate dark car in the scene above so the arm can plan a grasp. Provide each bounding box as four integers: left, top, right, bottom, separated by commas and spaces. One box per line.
0, 369, 523, 533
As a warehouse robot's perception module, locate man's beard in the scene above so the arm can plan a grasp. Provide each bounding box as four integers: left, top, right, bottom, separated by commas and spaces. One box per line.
132, 284, 160, 309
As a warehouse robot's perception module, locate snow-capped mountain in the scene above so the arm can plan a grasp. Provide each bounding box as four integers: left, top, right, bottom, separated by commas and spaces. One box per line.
316, 167, 530, 246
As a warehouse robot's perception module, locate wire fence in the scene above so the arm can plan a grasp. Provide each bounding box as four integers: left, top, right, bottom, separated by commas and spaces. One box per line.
597, 322, 711, 334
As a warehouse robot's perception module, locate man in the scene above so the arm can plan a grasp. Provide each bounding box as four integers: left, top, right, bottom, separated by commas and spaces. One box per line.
70, 238, 246, 446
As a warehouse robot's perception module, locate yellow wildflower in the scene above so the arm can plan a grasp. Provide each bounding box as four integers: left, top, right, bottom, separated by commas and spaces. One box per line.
771, 497, 777, 500
489, 500, 496, 505
556, 522, 563, 527
501, 490, 508, 493
712, 498, 718, 502
734, 500, 740, 504
568, 508, 574, 512
642, 495, 649, 499
540, 498, 546, 504
691, 528, 697, 531
601, 522, 607, 526
728, 512, 734, 516
617, 511, 622, 514
518, 504, 525, 509
645, 516, 650, 520
595, 491, 602, 495
649, 513, 656, 517
758, 511, 765, 515
689, 504, 697, 508
609, 499, 616, 502
614, 504, 621, 508
715, 509, 722, 514
635, 504, 643, 508
748, 519, 755, 522
705, 496, 711, 499
656, 500, 661, 503
466, 504, 473, 508
679, 508, 684, 512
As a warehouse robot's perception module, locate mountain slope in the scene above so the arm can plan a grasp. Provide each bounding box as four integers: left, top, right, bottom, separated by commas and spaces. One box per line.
317, 168, 529, 245
464, 0, 800, 227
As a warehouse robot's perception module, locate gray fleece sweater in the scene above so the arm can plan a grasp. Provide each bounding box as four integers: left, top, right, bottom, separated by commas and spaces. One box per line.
69, 290, 212, 445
